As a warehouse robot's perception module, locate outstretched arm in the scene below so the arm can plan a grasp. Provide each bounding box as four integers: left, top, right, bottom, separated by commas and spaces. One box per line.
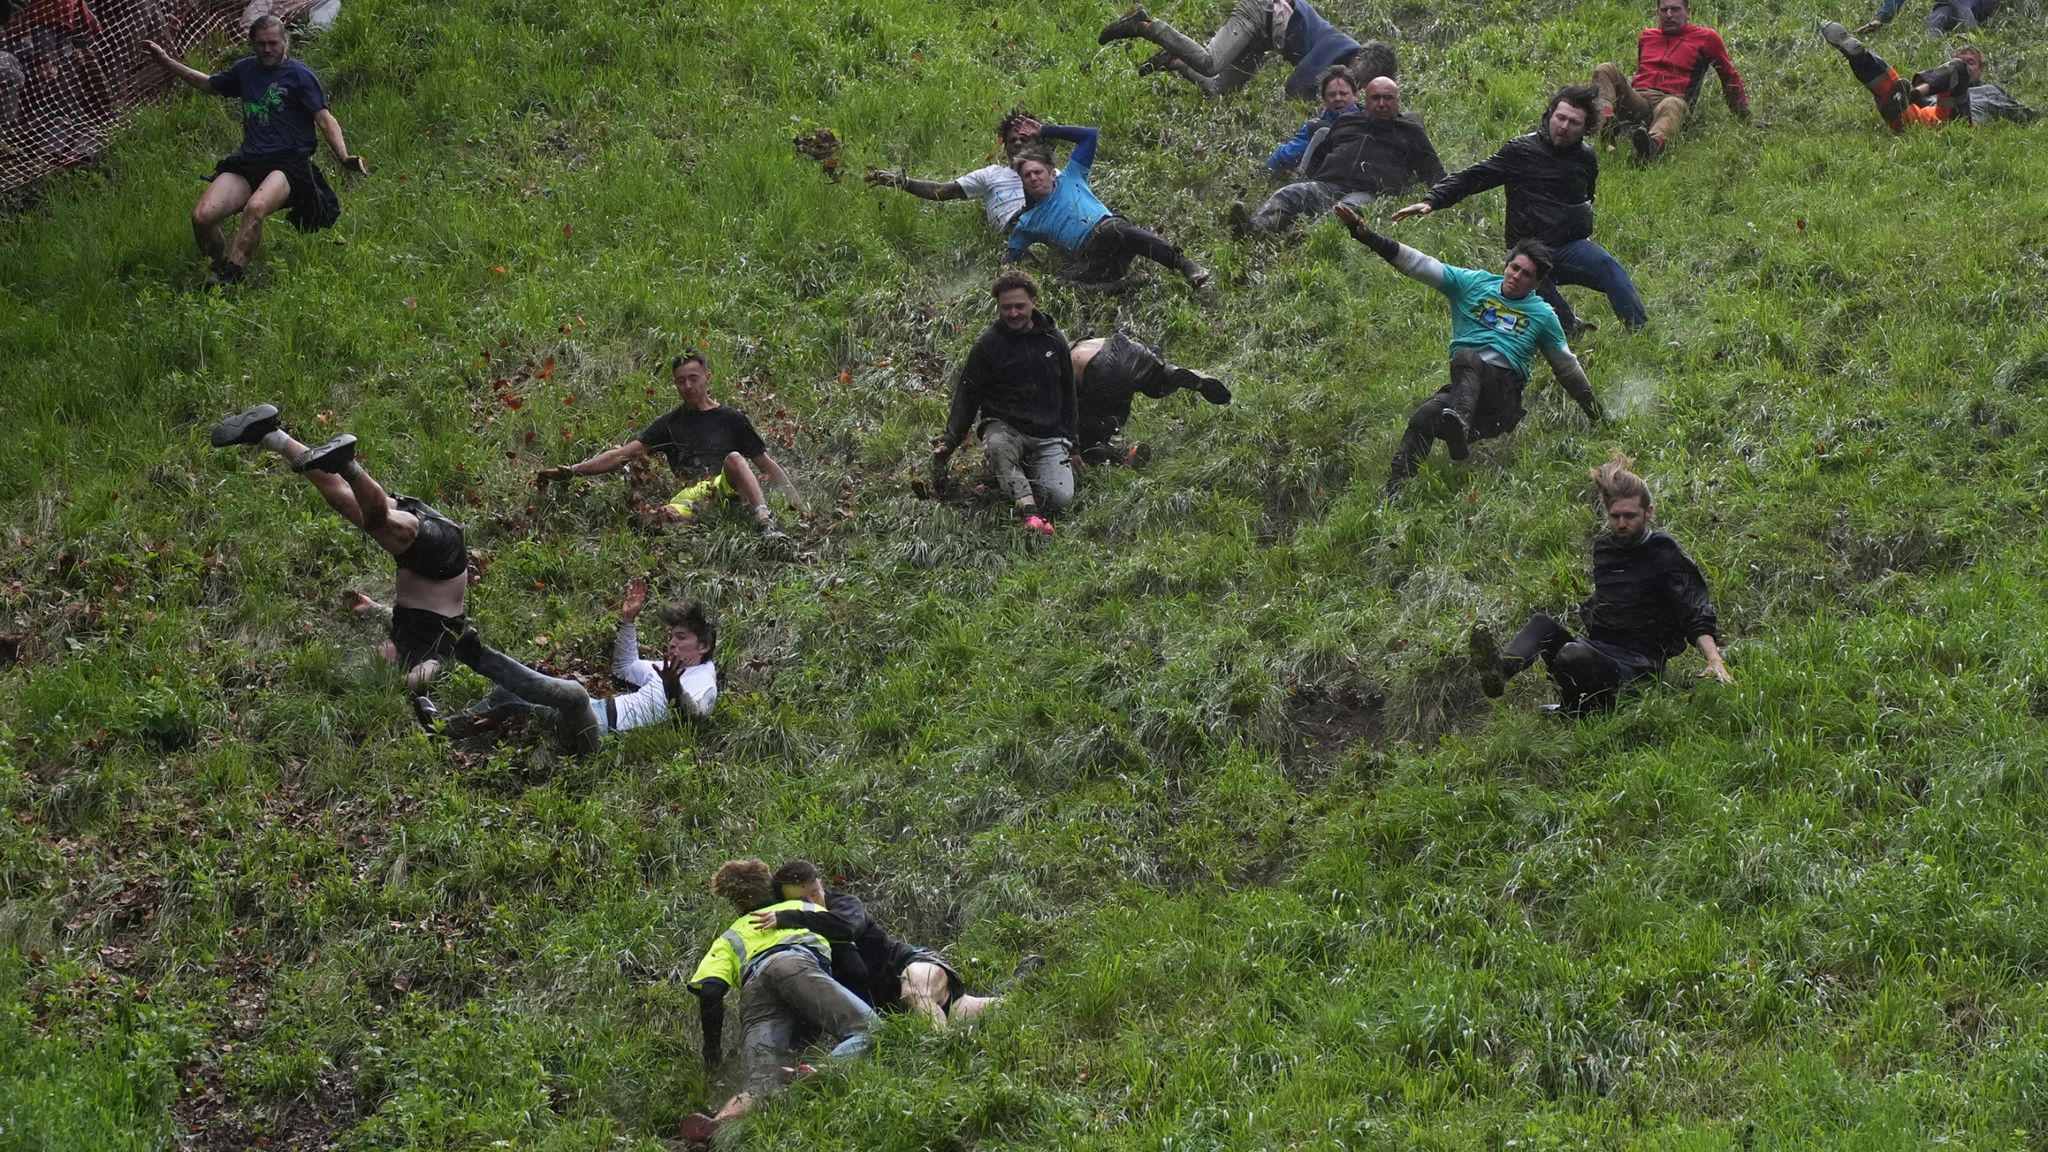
1695, 634, 1732, 683
1333, 203, 1446, 289
865, 170, 967, 201
142, 41, 216, 91
1541, 347, 1603, 422
1036, 123, 1098, 171
313, 108, 367, 172
538, 439, 646, 483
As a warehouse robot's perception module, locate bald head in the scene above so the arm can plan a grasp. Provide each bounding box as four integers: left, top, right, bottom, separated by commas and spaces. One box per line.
1363, 76, 1401, 118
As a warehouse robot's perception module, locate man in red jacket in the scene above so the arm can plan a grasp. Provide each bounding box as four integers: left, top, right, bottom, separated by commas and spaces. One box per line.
1591, 0, 1748, 164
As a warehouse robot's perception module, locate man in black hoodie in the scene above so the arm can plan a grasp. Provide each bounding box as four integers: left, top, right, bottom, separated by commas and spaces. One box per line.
933, 269, 1078, 537
1469, 451, 1729, 713
1393, 84, 1647, 334
1243, 73, 1444, 234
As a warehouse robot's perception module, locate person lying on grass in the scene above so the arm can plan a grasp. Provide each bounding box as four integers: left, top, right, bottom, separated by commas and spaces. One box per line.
1098, 0, 1393, 102
1818, 24, 2035, 131
537, 352, 807, 553
1469, 450, 1730, 714
1392, 84, 1644, 337
1588, 0, 1749, 166
932, 269, 1077, 537
210, 403, 465, 730
1070, 330, 1230, 469
1332, 203, 1602, 498
1234, 70, 1443, 237
1004, 123, 1210, 289
145, 16, 365, 286
864, 107, 1071, 237
755, 859, 1039, 1029
433, 576, 716, 753
678, 859, 878, 1146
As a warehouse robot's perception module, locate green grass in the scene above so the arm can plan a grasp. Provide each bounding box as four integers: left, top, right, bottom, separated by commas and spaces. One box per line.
5, 0, 2048, 1146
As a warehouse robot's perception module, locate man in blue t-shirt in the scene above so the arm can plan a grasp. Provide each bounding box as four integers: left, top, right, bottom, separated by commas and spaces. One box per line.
1332, 203, 1605, 497
1005, 124, 1209, 289
145, 15, 364, 284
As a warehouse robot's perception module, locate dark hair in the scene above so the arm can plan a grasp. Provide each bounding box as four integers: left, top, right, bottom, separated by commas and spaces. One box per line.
771, 859, 822, 892
248, 13, 287, 36
1317, 64, 1357, 98
1546, 83, 1601, 127
1350, 40, 1398, 82
991, 268, 1040, 301
711, 858, 774, 911
670, 351, 708, 373
996, 106, 1040, 139
1507, 239, 1555, 280
657, 601, 716, 657
1590, 449, 1653, 510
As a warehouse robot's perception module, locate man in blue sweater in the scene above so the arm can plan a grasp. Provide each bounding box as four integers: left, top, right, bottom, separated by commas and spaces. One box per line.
1100, 0, 1393, 102
1005, 124, 1209, 288
1334, 203, 1603, 497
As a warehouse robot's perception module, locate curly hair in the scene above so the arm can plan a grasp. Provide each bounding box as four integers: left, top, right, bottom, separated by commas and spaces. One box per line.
996, 106, 1040, 140
991, 268, 1040, 301
1589, 449, 1653, 510
710, 859, 774, 911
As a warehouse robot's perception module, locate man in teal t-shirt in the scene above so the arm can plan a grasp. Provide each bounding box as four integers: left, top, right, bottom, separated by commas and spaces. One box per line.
1333, 203, 1604, 496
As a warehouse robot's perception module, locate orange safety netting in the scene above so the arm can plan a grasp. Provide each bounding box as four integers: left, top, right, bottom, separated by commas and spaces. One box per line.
0, 0, 321, 193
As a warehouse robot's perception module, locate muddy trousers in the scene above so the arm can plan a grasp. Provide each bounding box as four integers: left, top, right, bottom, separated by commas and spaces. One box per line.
455, 641, 602, 753
739, 949, 879, 1095
980, 419, 1075, 513
1386, 349, 1526, 493
1502, 612, 1662, 712
1063, 216, 1194, 284
1592, 64, 1687, 145
1840, 43, 1964, 132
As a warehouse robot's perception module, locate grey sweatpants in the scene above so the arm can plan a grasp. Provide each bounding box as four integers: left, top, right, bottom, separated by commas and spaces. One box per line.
980, 419, 1074, 513
739, 949, 878, 1095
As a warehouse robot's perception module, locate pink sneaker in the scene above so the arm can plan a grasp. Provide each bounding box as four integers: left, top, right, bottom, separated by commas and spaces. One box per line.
1023, 515, 1055, 536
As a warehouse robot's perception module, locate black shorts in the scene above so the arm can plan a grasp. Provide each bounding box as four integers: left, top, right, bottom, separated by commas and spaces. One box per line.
388, 606, 465, 670
210, 151, 340, 233
392, 496, 470, 582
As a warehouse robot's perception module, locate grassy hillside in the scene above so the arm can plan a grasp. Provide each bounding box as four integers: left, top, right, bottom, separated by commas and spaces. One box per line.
5, 0, 2048, 1146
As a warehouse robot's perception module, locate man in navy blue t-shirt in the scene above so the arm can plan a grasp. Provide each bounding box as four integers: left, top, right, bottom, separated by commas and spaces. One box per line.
145, 15, 365, 284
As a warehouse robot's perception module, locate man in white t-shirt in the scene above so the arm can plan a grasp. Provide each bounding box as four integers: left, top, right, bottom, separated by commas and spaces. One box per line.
864, 109, 1068, 235
439, 576, 718, 752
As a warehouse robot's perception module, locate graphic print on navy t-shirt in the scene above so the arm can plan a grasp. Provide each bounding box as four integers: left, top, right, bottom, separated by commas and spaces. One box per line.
210, 57, 328, 158
1473, 296, 1530, 335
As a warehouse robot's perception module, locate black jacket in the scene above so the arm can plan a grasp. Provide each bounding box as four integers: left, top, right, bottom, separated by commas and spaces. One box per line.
1581, 530, 1718, 660
944, 311, 1076, 444
775, 892, 921, 1010
1302, 110, 1445, 196
1423, 124, 1598, 247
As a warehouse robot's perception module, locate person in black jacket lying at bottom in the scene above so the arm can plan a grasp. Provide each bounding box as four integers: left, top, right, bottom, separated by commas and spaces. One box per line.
1469, 450, 1731, 713
753, 860, 1039, 1029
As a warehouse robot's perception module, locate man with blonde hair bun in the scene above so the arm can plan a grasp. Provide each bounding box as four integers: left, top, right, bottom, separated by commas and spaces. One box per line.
1469, 451, 1730, 713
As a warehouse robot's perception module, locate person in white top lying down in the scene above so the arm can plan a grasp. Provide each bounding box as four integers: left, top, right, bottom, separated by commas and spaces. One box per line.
436, 576, 717, 752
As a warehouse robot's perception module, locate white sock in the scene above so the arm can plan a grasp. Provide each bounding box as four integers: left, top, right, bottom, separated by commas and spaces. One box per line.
753, 504, 773, 522
259, 429, 293, 454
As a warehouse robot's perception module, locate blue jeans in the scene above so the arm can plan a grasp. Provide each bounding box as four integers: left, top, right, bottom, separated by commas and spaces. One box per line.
1534, 238, 1648, 331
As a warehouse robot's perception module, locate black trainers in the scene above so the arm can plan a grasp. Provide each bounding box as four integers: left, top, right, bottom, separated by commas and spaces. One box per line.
209, 403, 281, 448
1099, 4, 1150, 43
1136, 48, 1173, 76
1469, 626, 1506, 698
411, 694, 441, 732
1818, 19, 1861, 55
290, 434, 358, 474
1226, 199, 1251, 238
1436, 408, 1471, 461
1171, 366, 1232, 405
1630, 125, 1663, 164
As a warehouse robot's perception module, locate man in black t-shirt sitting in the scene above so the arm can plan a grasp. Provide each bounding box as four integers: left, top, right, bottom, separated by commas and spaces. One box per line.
538, 352, 808, 548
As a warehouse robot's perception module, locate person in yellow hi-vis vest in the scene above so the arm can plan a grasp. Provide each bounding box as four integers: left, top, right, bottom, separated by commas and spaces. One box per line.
678, 859, 877, 1144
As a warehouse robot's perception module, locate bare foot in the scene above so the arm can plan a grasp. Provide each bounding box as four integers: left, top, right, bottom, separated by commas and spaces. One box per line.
343, 590, 377, 616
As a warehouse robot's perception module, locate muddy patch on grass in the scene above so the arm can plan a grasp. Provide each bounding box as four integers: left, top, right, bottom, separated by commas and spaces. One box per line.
1282, 688, 1388, 786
